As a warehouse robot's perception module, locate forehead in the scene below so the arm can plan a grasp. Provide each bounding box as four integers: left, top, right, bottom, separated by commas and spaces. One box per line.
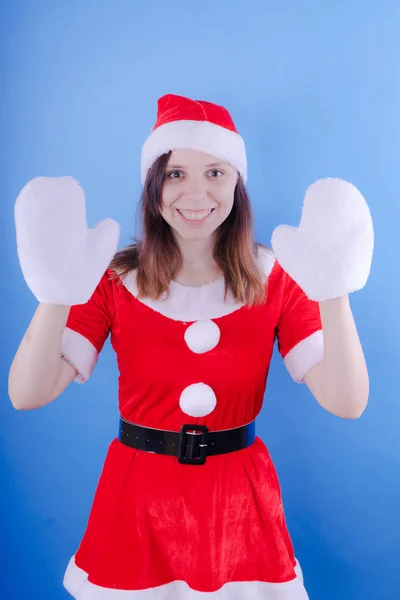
167, 149, 232, 170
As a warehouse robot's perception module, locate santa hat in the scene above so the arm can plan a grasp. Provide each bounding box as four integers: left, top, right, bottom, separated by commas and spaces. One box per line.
141, 94, 247, 184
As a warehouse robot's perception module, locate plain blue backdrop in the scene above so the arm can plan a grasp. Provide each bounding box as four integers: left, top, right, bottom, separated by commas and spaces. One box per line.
1, 1, 399, 599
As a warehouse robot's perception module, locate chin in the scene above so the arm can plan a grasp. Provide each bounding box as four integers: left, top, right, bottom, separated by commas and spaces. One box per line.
175, 226, 218, 241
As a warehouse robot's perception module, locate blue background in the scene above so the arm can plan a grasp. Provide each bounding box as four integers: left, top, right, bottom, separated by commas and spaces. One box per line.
1, 1, 399, 599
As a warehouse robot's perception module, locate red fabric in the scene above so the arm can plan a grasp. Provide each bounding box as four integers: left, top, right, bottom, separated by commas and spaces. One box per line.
276, 268, 322, 360
154, 93, 239, 133
78, 438, 296, 592
64, 261, 321, 592
66, 272, 114, 354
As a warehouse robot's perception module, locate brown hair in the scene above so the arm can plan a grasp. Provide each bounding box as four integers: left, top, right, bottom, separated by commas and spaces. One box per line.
109, 152, 266, 305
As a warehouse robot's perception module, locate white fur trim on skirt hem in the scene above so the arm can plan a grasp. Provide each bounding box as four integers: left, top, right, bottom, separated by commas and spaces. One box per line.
63, 555, 310, 600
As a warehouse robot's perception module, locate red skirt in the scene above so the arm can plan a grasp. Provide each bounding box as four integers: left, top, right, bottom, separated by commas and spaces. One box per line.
63, 437, 309, 599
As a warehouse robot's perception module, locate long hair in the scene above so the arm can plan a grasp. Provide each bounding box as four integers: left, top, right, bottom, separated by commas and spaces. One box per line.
109, 152, 266, 305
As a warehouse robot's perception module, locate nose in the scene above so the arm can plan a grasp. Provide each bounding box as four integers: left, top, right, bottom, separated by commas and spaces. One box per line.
182, 177, 209, 203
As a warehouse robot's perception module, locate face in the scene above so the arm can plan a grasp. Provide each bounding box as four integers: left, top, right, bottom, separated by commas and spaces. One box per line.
160, 149, 238, 241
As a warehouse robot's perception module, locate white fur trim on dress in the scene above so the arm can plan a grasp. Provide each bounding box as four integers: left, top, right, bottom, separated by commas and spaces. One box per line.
121, 247, 275, 322
141, 120, 247, 184
283, 330, 324, 383
61, 328, 99, 383
63, 555, 309, 599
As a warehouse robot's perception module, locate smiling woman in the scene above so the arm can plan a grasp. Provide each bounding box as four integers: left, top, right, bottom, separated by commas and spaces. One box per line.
110, 138, 266, 303
9, 93, 372, 600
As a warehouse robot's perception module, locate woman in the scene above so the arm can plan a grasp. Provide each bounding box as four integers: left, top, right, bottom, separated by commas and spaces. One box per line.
9, 93, 373, 599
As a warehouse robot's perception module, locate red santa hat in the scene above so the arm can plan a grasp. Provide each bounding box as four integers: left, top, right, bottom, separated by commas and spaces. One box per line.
141, 94, 247, 184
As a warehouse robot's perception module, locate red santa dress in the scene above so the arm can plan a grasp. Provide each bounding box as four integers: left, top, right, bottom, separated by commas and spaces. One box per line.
61, 246, 323, 599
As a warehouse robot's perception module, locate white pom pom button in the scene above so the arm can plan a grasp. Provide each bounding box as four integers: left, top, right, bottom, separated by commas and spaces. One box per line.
179, 383, 217, 417
184, 320, 220, 354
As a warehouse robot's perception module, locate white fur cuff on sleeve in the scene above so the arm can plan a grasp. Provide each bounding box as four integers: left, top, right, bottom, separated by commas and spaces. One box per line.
283, 330, 324, 383
61, 328, 99, 383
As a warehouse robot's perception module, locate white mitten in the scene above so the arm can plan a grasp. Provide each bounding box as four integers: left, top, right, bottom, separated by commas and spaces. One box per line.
271, 178, 374, 301
14, 176, 120, 305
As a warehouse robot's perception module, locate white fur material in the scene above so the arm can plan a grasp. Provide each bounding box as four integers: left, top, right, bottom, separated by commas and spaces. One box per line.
63, 555, 309, 599
141, 120, 247, 184
14, 176, 120, 305
271, 178, 374, 301
121, 246, 276, 322
184, 320, 221, 354
283, 330, 324, 383
61, 327, 99, 383
179, 383, 217, 417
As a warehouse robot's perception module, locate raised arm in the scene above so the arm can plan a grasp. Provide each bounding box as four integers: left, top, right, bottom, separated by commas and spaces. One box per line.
8, 176, 119, 410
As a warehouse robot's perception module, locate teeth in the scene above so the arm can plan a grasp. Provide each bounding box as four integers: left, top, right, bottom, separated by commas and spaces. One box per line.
178, 209, 213, 221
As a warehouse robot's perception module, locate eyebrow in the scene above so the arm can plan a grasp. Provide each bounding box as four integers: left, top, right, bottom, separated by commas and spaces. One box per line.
166, 162, 225, 169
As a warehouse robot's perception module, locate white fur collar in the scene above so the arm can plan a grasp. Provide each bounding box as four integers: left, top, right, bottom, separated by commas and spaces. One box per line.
120, 247, 276, 322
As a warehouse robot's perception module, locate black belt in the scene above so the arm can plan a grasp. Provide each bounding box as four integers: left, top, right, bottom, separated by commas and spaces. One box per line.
118, 418, 256, 465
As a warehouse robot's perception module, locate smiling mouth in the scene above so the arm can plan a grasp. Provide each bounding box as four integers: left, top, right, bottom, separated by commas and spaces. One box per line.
177, 208, 215, 221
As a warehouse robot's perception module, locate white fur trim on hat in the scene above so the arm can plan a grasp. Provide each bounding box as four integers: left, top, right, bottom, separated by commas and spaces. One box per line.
141, 120, 247, 184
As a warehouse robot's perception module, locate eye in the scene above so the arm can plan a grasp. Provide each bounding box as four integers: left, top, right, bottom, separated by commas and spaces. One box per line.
208, 169, 224, 178
166, 170, 183, 179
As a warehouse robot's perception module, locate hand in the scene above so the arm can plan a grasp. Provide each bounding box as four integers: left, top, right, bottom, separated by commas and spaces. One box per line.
14, 176, 120, 305
271, 178, 374, 301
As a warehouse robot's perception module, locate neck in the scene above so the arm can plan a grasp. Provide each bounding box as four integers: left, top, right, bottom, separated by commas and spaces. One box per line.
174, 235, 220, 286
